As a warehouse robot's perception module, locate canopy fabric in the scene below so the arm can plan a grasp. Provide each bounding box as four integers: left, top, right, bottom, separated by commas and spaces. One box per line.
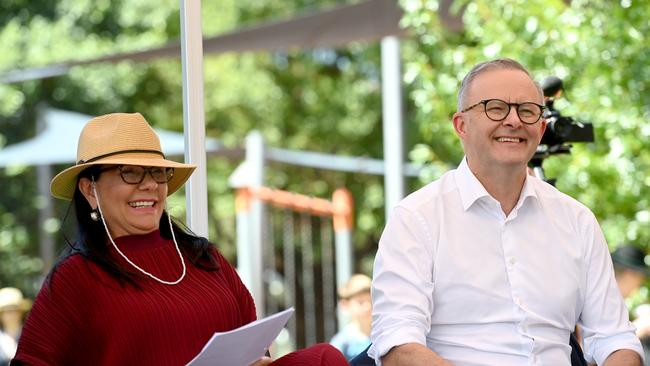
0, 108, 221, 167
0, 0, 405, 83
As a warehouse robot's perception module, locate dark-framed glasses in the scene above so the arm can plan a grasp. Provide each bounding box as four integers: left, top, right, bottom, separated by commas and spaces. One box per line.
461, 98, 545, 125
99, 165, 174, 184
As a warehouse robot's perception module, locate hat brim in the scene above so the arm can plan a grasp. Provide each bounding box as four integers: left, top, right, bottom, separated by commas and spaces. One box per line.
0, 298, 32, 313
51, 155, 196, 200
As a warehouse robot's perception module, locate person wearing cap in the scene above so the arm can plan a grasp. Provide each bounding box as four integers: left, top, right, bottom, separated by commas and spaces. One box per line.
330, 274, 372, 360
0, 287, 31, 364
610, 244, 650, 366
611, 244, 648, 300
12, 113, 347, 366
369, 59, 643, 366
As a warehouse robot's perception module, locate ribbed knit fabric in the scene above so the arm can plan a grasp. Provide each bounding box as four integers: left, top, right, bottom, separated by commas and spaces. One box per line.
13, 231, 348, 366
14, 230, 256, 366
272, 343, 348, 366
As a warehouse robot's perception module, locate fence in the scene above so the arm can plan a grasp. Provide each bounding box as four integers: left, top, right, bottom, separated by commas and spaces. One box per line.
235, 186, 353, 349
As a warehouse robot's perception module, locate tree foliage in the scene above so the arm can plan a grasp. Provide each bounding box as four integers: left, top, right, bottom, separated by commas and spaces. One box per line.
401, 0, 650, 302
0, 0, 387, 295
0, 0, 648, 303
400, 0, 649, 248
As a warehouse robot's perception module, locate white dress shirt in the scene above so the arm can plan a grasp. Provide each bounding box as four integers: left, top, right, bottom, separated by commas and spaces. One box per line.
369, 158, 643, 366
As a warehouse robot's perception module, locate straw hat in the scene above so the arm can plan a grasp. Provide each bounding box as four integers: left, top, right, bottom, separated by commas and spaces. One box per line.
0, 287, 32, 313
50, 113, 196, 200
338, 274, 372, 299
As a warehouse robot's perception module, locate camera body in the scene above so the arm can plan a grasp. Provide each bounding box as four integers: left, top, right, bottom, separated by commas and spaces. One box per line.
536, 76, 595, 156
540, 99, 594, 147
530, 77, 595, 184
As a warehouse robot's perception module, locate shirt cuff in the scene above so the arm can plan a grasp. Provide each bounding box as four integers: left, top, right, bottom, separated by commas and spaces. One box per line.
587, 335, 645, 365
369, 325, 427, 366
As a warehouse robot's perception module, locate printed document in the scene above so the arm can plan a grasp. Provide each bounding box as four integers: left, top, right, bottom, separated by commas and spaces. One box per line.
186, 307, 295, 366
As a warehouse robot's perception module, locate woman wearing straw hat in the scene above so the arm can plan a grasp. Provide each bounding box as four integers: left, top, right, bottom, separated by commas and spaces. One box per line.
330, 274, 372, 361
0, 287, 31, 364
13, 113, 346, 366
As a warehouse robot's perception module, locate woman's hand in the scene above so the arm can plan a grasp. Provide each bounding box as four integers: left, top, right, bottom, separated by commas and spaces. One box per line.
249, 356, 273, 366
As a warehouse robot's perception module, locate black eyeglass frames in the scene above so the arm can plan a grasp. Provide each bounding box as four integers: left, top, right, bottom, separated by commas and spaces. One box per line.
98, 165, 174, 185
461, 99, 545, 125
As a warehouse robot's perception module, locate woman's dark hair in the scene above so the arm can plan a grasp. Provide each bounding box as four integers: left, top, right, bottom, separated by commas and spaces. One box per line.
50, 165, 219, 288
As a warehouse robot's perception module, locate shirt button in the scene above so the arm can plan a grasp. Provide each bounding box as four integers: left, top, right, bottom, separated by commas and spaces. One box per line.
508, 257, 516, 265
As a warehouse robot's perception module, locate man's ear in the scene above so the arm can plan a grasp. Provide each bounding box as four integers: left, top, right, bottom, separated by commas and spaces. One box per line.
78, 177, 97, 209
452, 111, 467, 139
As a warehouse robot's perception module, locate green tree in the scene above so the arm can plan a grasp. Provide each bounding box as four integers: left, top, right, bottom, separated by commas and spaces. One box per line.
401, 0, 650, 297
2, 0, 647, 304
0, 0, 389, 294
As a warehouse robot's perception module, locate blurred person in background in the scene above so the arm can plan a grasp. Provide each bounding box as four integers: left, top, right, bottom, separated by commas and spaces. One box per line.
0, 288, 31, 365
12, 113, 346, 366
610, 244, 650, 366
330, 274, 372, 360
612, 244, 648, 300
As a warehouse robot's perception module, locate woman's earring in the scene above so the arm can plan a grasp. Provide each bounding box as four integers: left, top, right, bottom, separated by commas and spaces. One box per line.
90, 209, 100, 222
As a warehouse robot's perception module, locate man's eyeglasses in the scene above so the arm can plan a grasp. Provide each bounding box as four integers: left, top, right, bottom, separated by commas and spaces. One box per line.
99, 165, 174, 185
461, 99, 545, 125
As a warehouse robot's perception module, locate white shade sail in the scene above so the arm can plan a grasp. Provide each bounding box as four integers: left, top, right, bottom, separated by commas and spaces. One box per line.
0, 108, 222, 167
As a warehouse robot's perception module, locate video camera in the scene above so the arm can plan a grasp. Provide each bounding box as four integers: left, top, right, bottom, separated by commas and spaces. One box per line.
530, 76, 595, 184
536, 76, 595, 155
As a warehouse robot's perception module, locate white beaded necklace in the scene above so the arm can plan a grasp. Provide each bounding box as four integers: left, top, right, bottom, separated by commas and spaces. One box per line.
92, 183, 186, 285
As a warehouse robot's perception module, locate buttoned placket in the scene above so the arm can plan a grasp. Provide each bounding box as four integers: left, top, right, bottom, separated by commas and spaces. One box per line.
501, 204, 537, 360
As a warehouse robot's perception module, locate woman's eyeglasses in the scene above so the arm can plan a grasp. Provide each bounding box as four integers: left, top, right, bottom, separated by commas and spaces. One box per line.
99, 165, 174, 184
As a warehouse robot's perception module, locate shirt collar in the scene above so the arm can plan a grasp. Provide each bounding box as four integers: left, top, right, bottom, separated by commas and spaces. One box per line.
453, 157, 539, 212
514, 171, 538, 211
454, 157, 491, 211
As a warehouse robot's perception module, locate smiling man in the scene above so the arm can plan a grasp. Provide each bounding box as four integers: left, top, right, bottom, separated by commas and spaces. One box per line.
368, 59, 643, 366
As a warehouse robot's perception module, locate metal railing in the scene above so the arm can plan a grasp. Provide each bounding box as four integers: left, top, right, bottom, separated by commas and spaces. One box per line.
235, 186, 353, 348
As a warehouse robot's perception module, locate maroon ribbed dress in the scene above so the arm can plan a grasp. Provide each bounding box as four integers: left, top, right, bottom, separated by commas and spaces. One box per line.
13, 230, 346, 366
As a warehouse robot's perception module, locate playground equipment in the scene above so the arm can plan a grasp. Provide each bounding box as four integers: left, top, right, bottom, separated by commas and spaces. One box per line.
228, 130, 423, 347
235, 186, 353, 348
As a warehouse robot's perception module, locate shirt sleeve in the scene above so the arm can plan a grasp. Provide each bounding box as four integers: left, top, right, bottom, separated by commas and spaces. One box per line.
369, 206, 436, 365
578, 213, 644, 364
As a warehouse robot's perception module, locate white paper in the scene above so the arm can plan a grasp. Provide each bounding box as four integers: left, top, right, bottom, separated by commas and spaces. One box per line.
186, 307, 295, 366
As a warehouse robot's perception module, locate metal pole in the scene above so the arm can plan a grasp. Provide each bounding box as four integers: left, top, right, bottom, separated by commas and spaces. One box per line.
36, 165, 54, 274
247, 131, 266, 318
381, 36, 405, 218
179, 0, 209, 237
333, 188, 354, 332
282, 209, 297, 347
35, 109, 55, 276
320, 218, 336, 340
300, 214, 317, 346
235, 189, 252, 289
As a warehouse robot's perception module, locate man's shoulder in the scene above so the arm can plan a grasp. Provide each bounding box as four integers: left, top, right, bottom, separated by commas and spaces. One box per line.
528, 177, 595, 216
399, 169, 457, 211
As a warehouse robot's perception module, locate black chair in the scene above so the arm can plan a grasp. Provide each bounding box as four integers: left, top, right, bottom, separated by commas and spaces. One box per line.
349, 335, 587, 366
349, 344, 373, 366
570, 332, 588, 366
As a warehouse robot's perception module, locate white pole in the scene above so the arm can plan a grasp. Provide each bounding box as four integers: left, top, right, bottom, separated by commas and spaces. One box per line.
179, 0, 209, 237
247, 131, 266, 318
235, 196, 252, 289
381, 36, 405, 218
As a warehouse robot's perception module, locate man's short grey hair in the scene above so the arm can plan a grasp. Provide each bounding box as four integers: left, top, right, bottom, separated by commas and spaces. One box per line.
457, 58, 544, 111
